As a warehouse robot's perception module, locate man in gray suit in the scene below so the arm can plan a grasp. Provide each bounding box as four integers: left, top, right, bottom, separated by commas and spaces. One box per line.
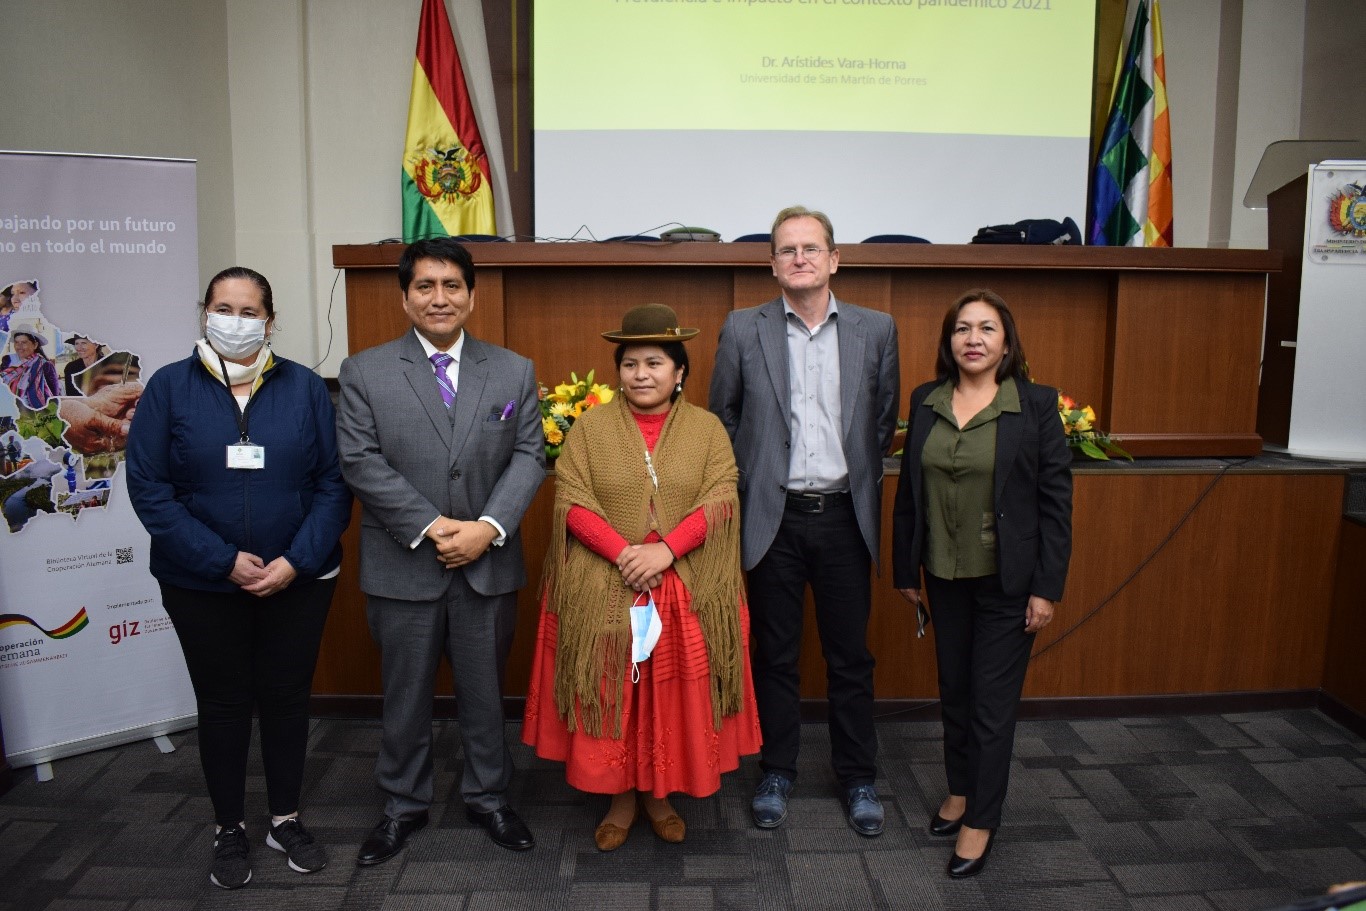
338, 238, 544, 860
710, 206, 899, 837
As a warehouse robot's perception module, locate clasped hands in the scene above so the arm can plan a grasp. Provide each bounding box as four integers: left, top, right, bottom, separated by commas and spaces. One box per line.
229, 551, 297, 598
426, 518, 498, 569
896, 587, 1055, 633
615, 541, 674, 593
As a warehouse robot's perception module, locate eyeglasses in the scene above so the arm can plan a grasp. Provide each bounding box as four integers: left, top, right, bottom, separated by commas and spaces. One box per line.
773, 246, 830, 262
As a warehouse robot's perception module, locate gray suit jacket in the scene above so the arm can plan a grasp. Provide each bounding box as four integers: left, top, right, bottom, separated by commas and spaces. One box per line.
709, 296, 899, 571
336, 329, 545, 602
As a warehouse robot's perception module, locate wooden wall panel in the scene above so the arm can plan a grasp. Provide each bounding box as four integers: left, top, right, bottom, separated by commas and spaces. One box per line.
474, 268, 505, 347
506, 484, 555, 692
342, 265, 504, 352
341, 270, 406, 353
1026, 472, 1342, 697
871, 487, 940, 697
885, 271, 1111, 417
863, 471, 1344, 703
1324, 519, 1366, 717
503, 267, 734, 409
731, 268, 776, 316
828, 269, 893, 315
313, 470, 1346, 702
313, 504, 378, 694
1109, 273, 1265, 436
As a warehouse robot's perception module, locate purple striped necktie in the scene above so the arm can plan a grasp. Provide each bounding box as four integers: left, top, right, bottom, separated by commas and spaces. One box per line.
430, 352, 456, 408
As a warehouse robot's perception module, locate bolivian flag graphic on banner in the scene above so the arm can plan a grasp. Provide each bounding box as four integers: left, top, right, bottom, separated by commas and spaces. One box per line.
402, 0, 496, 242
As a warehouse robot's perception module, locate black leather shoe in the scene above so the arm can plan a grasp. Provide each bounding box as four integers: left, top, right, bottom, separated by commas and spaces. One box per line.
465, 806, 535, 851
356, 812, 428, 866
928, 812, 963, 837
947, 829, 996, 878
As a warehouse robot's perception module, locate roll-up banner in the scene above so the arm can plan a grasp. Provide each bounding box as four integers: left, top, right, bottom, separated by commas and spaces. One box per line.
0, 151, 198, 769
1287, 160, 1366, 460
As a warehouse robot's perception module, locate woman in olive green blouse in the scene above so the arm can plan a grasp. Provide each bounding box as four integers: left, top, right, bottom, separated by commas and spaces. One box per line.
891, 289, 1073, 879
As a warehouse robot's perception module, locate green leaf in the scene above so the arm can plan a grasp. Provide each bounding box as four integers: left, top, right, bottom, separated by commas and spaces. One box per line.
1105, 441, 1134, 460
1079, 440, 1109, 460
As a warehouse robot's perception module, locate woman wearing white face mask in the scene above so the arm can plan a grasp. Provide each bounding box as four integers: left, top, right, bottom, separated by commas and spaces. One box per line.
126, 267, 352, 890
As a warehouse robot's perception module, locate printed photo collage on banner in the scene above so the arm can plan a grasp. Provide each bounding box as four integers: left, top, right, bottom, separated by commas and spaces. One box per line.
0, 277, 142, 535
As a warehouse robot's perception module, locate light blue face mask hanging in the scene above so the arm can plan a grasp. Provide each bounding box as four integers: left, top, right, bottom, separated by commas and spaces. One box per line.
629, 589, 663, 683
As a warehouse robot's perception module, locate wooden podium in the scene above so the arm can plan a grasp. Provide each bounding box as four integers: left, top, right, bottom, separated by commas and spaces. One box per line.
1246, 141, 1366, 451
314, 242, 1328, 712
1258, 174, 1307, 447
335, 242, 1277, 458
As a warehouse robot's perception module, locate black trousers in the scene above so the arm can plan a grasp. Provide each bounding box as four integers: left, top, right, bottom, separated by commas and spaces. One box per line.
747, 500, 877, 788
924, 572, 1034, 830
160, 578, 335, 827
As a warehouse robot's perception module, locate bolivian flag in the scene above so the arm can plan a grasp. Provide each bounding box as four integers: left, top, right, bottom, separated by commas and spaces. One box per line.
402, 0, 496, 242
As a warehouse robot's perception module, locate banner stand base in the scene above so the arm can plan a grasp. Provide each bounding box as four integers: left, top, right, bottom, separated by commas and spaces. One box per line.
35, 763, 53, 783
7, 715, 197, 775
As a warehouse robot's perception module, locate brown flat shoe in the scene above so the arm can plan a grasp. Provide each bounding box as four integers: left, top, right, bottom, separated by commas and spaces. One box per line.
594, 802, 638, 852
640, 796, 686, 844
648, 812, 686, 843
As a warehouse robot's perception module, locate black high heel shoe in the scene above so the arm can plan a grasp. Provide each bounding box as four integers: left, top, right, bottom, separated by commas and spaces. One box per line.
947, 829, 996, 878
928, 812, 962, 837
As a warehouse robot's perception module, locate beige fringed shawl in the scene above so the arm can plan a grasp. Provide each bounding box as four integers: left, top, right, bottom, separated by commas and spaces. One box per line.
542, 394, 745, 739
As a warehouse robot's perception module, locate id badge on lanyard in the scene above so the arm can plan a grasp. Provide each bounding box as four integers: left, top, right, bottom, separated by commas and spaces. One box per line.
219, 352, 265, 470
226, 443, 265, 469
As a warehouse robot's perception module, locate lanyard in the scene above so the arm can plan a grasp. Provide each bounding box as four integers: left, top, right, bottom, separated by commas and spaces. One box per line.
215, 352, 254, 444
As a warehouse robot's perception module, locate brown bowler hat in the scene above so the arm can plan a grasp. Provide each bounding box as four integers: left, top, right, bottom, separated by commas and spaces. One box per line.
601, 304, 699, 343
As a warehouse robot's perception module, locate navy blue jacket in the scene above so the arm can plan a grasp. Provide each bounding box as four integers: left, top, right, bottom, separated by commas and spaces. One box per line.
126, 350, 352, 592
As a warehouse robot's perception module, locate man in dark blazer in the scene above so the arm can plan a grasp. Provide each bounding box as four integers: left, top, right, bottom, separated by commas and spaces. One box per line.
337, 238, 544, 861
709, 206, 899, 837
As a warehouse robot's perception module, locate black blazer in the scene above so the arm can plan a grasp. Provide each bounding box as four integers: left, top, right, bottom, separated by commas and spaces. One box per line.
891, 378, 1072, 602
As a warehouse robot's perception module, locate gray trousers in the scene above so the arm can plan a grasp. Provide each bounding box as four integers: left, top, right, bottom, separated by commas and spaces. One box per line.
366, 571, 517, 816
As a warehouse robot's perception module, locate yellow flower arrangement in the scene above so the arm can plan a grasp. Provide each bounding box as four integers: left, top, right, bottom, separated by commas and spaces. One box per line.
1057, 392, 1131, 460
538, 370, 615, 458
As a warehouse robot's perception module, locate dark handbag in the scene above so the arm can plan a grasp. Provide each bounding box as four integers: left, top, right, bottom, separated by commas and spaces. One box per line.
970, 217, 1081, 245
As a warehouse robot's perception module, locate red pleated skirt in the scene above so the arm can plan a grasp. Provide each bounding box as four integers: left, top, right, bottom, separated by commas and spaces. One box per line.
522, 570, 761, 798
